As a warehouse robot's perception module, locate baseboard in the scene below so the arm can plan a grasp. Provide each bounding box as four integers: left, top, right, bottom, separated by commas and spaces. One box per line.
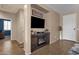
61, 39, 79, 43
15, 40, 23, 44
71, 40, 79, 43
50, 39, 59, 44
23, 47, 31, 55
25, 52, 31, 55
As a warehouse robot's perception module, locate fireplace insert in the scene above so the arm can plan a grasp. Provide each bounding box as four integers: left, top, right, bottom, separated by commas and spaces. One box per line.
37, 32, 47, 45
31, 32, 50, 52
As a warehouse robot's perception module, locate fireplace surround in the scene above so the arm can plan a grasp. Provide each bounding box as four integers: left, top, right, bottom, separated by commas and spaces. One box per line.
31, 31, 50, 52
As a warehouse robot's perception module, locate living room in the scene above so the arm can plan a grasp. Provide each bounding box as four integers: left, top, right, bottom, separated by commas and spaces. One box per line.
0, 4, 79, 55
0, 4, 60, 55
0, 0, 79, 59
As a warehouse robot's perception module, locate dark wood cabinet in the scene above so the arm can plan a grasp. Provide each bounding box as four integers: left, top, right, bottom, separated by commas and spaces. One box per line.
31, 35, 38, 51
0, 32, 4, 39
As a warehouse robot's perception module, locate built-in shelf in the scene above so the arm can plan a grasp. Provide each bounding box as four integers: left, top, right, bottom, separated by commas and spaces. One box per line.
32, 9, 43, 18
31, 4, 48, 13
31, 4, 48, 19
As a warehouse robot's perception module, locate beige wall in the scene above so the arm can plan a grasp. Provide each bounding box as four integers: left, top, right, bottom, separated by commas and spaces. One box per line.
14, 9, 25, 43
39, 4, 60, 44
76, 12, 79, 41
44, 11, 60, 44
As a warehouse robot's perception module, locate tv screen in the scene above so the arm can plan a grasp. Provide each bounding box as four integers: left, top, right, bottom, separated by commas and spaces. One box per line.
31, 16, 45, 28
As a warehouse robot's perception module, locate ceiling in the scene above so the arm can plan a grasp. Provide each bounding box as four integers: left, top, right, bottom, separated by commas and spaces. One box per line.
0, 4, 24, 14
1, 4, 79, 15
45, 4, 79, 15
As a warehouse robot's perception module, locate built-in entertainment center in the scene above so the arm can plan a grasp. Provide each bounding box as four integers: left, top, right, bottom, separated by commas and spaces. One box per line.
31, 5, 50, 52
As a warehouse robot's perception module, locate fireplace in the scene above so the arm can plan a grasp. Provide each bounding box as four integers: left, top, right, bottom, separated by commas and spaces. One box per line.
31, 32, 50, 52
38, 38, 46, 45
37, 32, 46, 45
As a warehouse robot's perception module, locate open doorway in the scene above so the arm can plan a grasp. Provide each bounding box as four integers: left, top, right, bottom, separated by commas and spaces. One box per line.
0, 19, 12, 40
0, 4, 25, 55
3, 19, 12, 40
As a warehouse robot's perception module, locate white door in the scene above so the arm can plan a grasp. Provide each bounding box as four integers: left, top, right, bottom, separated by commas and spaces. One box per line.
62, 14, 77, 41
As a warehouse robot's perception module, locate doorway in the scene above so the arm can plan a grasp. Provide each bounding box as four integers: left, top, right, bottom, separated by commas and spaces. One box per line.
62, 13, 77, 41
0, 19, 12, 40
4, 19, 12, 39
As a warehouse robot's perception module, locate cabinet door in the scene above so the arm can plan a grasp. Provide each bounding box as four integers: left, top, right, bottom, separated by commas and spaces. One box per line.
31, 35, 37, 52
45, 33, 50, 44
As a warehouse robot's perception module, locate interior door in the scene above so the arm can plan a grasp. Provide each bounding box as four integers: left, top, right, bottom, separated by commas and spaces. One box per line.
62, 13, 77, 41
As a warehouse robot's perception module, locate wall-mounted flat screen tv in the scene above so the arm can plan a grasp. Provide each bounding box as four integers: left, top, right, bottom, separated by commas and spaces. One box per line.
31, 16, 45, 28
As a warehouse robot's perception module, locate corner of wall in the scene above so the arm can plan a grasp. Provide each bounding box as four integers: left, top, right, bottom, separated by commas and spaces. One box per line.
50, 38, 59, 44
